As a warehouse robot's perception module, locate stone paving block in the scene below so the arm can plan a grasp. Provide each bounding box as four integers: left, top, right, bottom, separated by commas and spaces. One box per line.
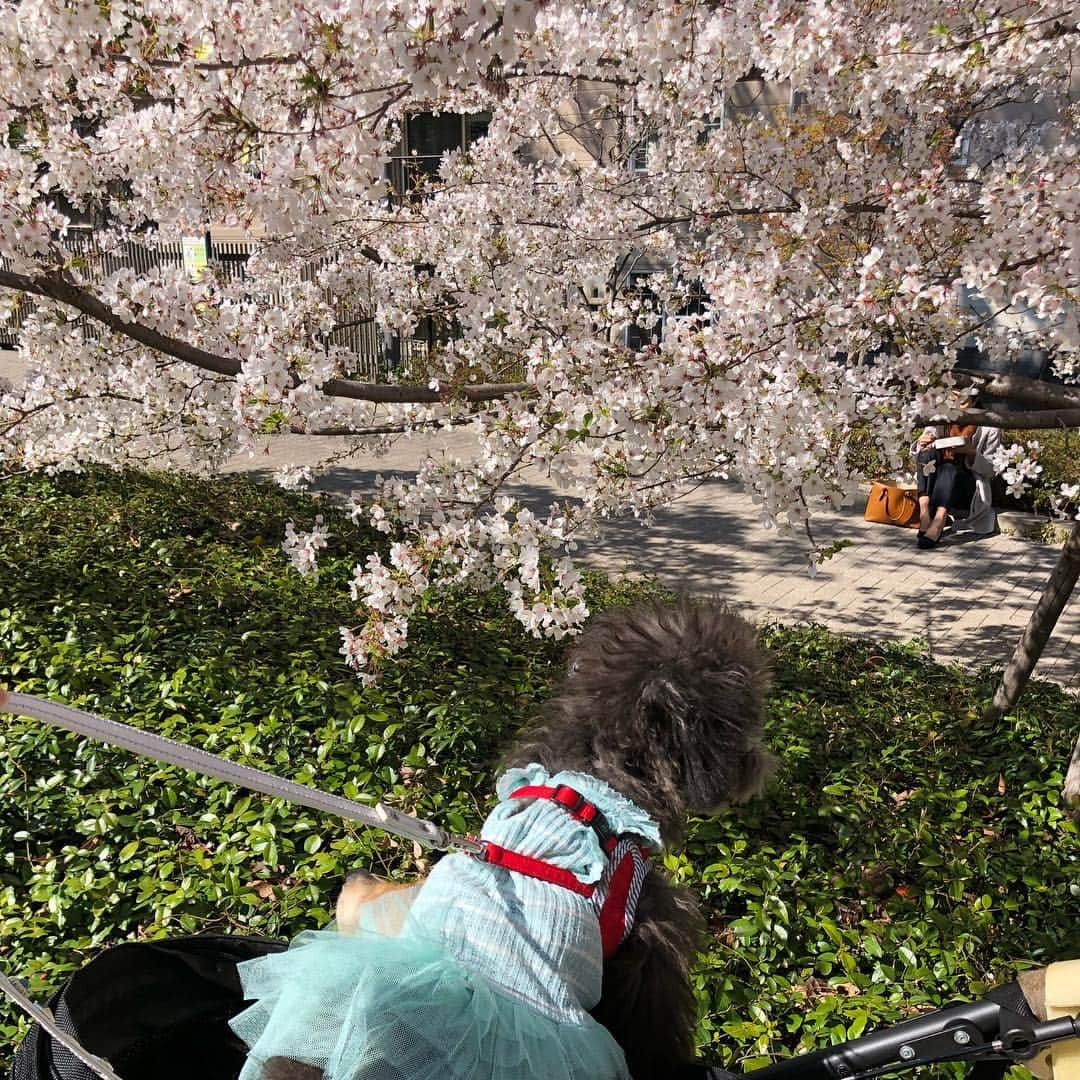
849, 572, 893, 593
740, 575, 791, 596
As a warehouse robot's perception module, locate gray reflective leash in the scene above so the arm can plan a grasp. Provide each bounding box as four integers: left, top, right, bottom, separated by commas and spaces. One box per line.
0, 691, 482, 853
0, 968, 122, 1080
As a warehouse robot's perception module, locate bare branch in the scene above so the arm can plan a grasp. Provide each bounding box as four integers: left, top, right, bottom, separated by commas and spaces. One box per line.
954, 368, 1080, 410
997, 247, 1066, 274
317, 377, 529, 404
0, 268, 527, 405
107, 50, 304, 71
917, 406, 1080, 428
289, 418, 475, 436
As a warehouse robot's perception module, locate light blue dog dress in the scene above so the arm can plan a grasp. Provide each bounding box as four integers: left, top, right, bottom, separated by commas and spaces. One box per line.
231, 764, 662, 1080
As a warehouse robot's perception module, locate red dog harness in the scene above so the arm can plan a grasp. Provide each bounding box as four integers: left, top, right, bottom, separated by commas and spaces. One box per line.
472, 783, 651, 958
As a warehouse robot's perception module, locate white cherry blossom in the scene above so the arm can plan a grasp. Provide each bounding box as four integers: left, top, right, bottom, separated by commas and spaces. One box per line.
0, 0, 1077, 676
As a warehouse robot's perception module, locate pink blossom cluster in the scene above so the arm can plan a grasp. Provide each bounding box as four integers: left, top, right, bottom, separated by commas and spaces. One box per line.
282, 516, 330, 579
990, 442, 1045, 499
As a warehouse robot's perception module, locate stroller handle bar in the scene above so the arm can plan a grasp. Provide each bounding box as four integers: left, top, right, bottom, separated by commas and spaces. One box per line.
696, 991, 1080, 1080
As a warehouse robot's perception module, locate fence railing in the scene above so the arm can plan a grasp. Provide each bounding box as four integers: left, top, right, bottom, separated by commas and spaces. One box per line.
0, 232, 430, 381
2, 235, 188, 347
207, 237, 397, 380
0, 277, 28, 349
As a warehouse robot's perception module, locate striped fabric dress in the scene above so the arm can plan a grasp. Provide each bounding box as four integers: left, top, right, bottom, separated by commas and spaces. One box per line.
231, 764, 662, 1080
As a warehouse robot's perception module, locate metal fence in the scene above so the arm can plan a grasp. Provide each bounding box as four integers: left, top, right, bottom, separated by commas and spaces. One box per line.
1, 232, 406, 380
0, 271, 28, 348
1, 232, 186, 349
68, 231, 185, 278
208, 237, 394, 380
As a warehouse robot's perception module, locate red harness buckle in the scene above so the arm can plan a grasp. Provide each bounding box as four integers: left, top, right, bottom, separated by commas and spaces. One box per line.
508, 783, 615, 848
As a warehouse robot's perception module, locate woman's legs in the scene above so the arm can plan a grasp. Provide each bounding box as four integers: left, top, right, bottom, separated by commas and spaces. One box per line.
924, 503, 950, 542
916, 450, 944, 536
917, 494, 933, 533
917, 451, 972, 542
916, 449, 939, 500
927, 459, 966, 514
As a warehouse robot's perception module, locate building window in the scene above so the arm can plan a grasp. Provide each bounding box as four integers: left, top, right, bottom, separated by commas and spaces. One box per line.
621, 274, 710, 348
623, 272, 663, 349
390, 112, 491, 197
628, 138, 653, 173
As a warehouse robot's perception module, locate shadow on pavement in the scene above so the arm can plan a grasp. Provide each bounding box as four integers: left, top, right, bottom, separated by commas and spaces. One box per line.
233, 462, 1077, 693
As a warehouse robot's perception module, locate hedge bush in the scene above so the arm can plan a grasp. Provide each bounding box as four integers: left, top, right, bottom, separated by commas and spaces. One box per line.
1, 468, 1077, 1073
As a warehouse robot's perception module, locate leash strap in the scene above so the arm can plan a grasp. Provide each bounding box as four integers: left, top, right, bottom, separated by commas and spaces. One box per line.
0, 691, 459, 852
0, 689, 491, 1079
0, 967, 123, 1080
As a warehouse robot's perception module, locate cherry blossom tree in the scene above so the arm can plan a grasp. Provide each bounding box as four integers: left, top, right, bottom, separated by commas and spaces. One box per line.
1, 0, 1078, 746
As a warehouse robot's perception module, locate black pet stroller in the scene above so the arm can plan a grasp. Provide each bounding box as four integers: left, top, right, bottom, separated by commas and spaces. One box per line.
3, 695, 1078, 1080
6, 936, 286, 1080
6, 930, 1079, 1080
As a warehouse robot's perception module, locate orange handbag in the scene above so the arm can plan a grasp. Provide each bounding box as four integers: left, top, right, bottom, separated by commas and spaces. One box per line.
863, 482, 921, 528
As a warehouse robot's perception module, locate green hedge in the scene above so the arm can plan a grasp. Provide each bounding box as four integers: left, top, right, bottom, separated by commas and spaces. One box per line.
1, 468, 1077, 1072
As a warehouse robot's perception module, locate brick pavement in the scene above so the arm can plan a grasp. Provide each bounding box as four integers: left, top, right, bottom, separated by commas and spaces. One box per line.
576, 484, 1079, 693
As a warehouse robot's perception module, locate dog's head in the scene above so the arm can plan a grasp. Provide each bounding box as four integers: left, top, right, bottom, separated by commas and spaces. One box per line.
554, 598, 773, 828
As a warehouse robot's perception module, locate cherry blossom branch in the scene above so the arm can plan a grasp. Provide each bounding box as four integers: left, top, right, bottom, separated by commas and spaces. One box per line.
0, 392, 142, 437
0, 268, 527, 404
0, 266, 242, 376
106, 51, 305, 71
884, 14, 1078, 58
620, 199, 984, 234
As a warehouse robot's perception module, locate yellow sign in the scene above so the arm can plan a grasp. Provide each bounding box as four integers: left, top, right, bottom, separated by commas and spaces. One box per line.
182, 236, 208, 281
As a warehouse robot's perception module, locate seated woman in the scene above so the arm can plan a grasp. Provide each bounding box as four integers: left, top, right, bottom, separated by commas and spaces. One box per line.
914, 423, 1001, 549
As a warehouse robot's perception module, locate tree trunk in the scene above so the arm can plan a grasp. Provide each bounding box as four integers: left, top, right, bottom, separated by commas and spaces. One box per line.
985, 520, 1080, 743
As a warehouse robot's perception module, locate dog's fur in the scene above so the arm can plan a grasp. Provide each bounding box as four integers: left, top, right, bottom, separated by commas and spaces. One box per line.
269, 598, 773, 1080
501, 598, 773, 1078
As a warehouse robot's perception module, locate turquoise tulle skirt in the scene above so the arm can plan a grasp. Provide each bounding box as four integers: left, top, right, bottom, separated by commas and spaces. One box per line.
231, 926, 630, 1080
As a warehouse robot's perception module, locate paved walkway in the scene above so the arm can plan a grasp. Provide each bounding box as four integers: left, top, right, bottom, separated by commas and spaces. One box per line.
2, 349, 1076, 692
218, 431, 1080, 694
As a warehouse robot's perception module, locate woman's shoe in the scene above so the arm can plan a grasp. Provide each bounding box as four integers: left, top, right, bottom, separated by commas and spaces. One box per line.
917, 533, 940, 550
